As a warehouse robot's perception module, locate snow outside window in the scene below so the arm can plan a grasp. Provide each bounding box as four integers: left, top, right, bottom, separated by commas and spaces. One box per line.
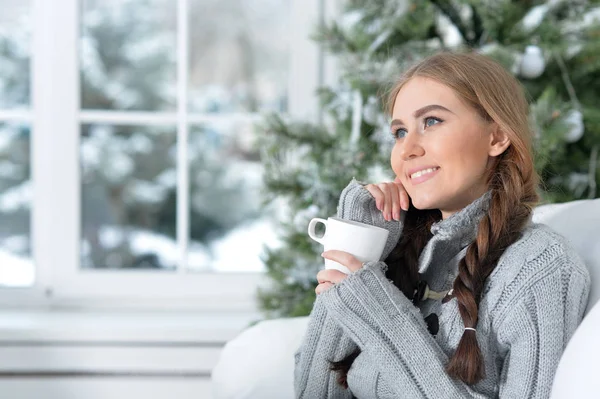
0, 0, 323, 310
0, 0, 33, 288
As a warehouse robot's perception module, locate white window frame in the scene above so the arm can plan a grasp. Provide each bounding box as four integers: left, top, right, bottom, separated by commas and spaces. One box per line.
0, 0, 327, 311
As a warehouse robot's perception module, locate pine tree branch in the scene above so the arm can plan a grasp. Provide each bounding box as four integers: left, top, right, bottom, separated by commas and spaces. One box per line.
553, 51, 581, 109
429, 0, 474, 46
470, 4, 485, 45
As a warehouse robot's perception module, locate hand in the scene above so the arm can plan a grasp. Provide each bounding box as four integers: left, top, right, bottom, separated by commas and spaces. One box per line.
315, 250, 363, 295
364, 178, 409, 221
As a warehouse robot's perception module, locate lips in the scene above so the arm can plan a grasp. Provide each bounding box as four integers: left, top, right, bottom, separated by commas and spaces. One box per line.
407, 165, 440, 178
408, 166, 440, 185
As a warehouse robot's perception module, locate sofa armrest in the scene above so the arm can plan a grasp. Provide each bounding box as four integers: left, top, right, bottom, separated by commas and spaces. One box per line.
211, 316, 309, 399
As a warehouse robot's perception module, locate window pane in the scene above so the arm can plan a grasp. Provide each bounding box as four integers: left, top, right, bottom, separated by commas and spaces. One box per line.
80, 124, 177, 270
0, 0, 31, 109
188, 0, 290, 114
80, 0, 176, 111
0, 123, 33, 287
187, 121, 277, 272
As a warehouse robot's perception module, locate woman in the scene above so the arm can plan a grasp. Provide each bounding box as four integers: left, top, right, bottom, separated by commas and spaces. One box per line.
294, 52, 591, 398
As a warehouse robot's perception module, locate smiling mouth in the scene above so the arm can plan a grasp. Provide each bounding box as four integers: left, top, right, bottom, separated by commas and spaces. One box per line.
410, 167, 440, 180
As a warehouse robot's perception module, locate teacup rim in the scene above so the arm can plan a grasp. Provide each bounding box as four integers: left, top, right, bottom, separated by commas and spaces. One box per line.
328, 217, 391, 233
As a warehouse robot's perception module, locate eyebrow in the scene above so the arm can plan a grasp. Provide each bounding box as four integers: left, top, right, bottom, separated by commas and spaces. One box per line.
390, 104, 454, 127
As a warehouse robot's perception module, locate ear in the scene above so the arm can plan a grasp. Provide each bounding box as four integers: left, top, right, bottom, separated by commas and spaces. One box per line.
488, 123, 511, 157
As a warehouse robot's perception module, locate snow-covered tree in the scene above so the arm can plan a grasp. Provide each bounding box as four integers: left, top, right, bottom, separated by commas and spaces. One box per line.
0, 0, 265, 272
256, 0, 600, 317
79, 0, 265, 269
0, 16, 32, 265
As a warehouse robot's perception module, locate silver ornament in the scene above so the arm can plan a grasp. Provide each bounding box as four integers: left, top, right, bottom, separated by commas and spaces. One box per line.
564, 109, 584, 143
520, 45, 545, 79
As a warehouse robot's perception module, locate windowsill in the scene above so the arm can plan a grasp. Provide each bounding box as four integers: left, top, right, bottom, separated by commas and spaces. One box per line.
0, 309, 262, 344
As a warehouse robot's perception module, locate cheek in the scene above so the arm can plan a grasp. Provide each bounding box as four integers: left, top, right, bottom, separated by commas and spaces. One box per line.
390, 145, 414, 193
445, 135, 490, 180
390, 144, 400, 173
390, 143, 409, 185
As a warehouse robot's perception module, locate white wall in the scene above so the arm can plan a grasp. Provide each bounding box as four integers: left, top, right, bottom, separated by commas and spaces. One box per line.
0, 310, 260, 399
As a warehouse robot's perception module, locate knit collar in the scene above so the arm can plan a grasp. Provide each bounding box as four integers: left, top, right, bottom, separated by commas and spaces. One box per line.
418, 191, 492, 279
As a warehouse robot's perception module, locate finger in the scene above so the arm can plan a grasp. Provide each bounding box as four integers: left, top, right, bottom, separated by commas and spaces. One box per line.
400, 187, 410, 211
364, 184, 385, 210
377, 183, 393, 221
316, 269, 327, 284
388, 183, 401, 220
317, 268, 348, 284
394, 178, 410, 211
315, 282, 333, 295
322, 250, 362, 273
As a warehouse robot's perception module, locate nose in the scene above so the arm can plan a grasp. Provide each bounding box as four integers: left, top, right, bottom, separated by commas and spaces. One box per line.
399, 131, 425, 161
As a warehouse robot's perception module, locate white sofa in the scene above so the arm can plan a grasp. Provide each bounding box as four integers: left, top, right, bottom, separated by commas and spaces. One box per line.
212, 198, 600, 399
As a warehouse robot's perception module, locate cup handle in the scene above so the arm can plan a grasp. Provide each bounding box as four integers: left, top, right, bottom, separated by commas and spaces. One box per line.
307, 218, 327, 244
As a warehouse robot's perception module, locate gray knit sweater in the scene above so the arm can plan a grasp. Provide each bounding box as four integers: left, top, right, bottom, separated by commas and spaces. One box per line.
294, 179, 591, 398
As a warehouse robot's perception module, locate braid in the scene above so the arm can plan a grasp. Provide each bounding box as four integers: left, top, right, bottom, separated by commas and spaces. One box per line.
385, 206, 441, 297
446, 150, 539, 384
329, 203, 441, 388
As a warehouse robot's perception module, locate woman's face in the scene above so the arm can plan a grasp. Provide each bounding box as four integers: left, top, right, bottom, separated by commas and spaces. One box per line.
390, 77, 507, 219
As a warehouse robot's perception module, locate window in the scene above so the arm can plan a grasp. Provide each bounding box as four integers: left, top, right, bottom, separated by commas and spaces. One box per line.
0, 0, 324, 310
0, 0, 32, 288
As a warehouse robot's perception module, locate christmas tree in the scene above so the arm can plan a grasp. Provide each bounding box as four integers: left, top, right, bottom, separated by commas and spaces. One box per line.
256, 0, 600, 318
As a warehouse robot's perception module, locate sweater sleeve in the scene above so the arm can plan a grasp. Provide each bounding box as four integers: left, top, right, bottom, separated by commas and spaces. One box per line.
318, 258, 590, 398
294, 178, 403, 398
337, 178, 404, 260
294, 296, 359, 399
495, 260, 590, 398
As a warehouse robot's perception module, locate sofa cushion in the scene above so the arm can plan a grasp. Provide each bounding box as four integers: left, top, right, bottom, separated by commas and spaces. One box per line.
551, 299, 600, 398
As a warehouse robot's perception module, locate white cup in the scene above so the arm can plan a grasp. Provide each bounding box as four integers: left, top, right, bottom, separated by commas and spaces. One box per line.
308, 217, 389, 274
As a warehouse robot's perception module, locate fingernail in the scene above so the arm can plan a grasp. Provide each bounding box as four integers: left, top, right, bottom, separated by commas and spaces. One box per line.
394, 211, 400, 220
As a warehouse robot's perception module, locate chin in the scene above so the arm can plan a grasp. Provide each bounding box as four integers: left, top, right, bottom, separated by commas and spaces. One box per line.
409, 194, 440, 211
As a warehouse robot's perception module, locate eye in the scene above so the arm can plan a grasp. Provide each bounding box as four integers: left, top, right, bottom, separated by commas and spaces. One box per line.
391, 128, 407, 139
424, 116, 443, 128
